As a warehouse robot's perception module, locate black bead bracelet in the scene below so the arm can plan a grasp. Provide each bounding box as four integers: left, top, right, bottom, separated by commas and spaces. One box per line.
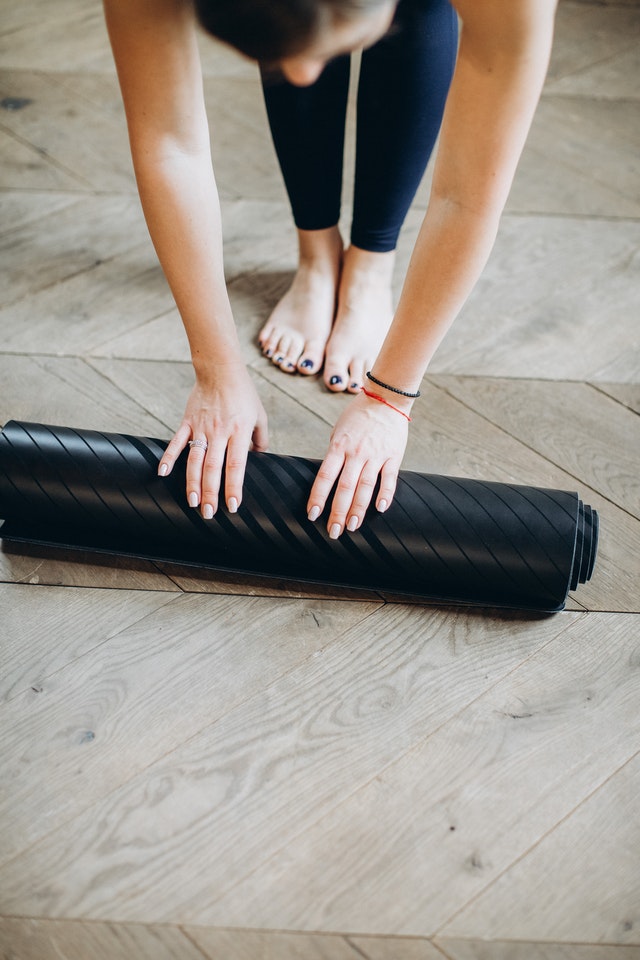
365, 371, 421, 398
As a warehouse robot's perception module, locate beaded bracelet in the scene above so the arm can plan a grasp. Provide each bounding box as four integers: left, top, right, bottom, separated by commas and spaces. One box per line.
361, 387, 412, 422
366, 371, 421, 398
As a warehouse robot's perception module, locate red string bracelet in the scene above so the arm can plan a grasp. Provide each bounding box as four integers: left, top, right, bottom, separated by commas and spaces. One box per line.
361, 386, 412, 422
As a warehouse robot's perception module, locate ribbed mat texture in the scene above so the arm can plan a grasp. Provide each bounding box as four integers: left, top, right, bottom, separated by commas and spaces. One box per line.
0, 421, 598, 610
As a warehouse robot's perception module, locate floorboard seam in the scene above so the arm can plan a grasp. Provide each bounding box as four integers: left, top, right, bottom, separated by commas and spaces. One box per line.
431, 748, 640, 939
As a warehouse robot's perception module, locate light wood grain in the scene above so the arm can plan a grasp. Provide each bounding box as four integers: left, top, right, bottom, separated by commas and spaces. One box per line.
432, 377, 640, 518
0, 917, 207, 960
440, 751, 640, 944
185, 926, 361, 959
0, 0, 637, 944
0, 584, 177, 703
434, 941, 640, 960
0, 605, 578, 922
203, 612, 638, 936
0, 591, 379, 861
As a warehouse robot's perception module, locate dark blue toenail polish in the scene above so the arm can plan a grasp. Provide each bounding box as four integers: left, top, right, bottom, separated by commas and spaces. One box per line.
275, 355, 284, 363
350, 382, 359, 390
265, 349, 273, 358
330, 375, 343, 386
300, 358, 314, 370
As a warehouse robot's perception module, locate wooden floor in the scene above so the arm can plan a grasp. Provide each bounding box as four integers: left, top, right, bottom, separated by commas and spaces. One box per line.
1, 0, 639, 957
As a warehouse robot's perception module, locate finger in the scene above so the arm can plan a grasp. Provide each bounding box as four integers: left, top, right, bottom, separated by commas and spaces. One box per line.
376, 459, 400, 514
199, 437, 227, 518
158, 422, 191, 476
185, 435, 210, 508
224, 433, 250, 513
344, 464, 381, 532
307, 449, 345, 523
326, 459, 368, 539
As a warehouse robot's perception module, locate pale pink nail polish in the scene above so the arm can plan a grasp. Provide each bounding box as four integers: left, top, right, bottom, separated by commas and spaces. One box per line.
377, 499, 388, 513
228, 497, 238, 513
308, 505, 321, 522
347, 515, 359, 532
158, 463, 168, 477
329, 523, 341, 540
202, 503, 214, 520
188, 492, 199, 508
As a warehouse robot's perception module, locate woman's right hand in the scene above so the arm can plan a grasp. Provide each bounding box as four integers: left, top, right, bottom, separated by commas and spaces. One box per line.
158, 361, 269, 519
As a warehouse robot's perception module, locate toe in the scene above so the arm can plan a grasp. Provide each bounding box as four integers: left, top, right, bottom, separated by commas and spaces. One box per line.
297, 339, 325, 376
324, 364, 349, 393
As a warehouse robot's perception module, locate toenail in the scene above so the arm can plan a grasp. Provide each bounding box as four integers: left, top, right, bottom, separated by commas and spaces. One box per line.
330, 375, 343, 386
350, 382, 359, 390
275, 355, 284, 363
300, 359, 314, 370
285, 361, 295, 369
265, 349, 273, 358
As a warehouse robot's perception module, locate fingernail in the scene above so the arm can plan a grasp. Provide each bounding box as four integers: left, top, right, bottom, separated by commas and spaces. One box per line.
158, 463, 168, 477
329, 375, 343, 386
329, 523, 341, 540
308, 505, 321, 522
228, 497, 238, 514
300, 358, 314, 370
377, 499, 388, 513
347, 515, 359, 532
188, 492, 199, 508
202, 503, 214, 520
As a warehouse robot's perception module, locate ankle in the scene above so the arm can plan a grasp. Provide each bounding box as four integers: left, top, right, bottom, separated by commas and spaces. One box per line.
297, 226, 343, 271
341, 245, 396, 286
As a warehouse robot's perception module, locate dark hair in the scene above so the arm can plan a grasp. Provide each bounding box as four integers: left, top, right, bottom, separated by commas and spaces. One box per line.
193, 0, 388, 62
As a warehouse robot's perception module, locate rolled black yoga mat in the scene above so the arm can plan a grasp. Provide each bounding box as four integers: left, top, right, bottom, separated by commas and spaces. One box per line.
0, 420, 598, 611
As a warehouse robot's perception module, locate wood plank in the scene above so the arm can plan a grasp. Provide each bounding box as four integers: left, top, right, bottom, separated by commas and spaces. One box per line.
185, 926, 361, 960
2, 195, 154, 306
0, 71, 134, 191
0, 355, 169, 437
434, 941, 640, 960
440, 752, 640, 944
0, 583, 177, 703
347, 937, 445, 960
0, 252, 175, 356
0, 127, 85, 191
0, 605, 577, 921
0, 540, 182, 593
432, 377, 640, 518
0, 917, 207, 960
0, 591, 380, 861
421, 215, 640, 379
592, 383, 640, 416
202, 612, 638, 935
0, 190, 80, 234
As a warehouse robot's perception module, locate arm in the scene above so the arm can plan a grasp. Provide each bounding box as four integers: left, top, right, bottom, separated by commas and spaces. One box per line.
103, 0, 268, 516
309, 0, 558, 536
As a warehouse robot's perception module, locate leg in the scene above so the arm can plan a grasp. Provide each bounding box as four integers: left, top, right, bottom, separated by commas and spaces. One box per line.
324, 0, 459, 391
258, 59, 350, 374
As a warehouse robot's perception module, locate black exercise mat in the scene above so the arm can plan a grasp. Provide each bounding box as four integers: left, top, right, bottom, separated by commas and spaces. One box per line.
0, 420, 598, 611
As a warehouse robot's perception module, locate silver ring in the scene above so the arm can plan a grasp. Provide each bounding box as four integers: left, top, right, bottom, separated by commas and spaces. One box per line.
188, 439, 208, 451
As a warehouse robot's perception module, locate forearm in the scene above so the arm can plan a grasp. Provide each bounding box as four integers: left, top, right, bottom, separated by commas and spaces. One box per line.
133, 148, 242, 375
374, 193, 500, 392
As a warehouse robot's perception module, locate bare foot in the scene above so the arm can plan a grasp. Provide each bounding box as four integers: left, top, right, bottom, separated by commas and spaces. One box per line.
324, 245, 395, 393
259, 226, 343, 376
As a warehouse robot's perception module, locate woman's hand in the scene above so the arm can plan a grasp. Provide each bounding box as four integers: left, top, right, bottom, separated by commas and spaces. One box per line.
307, 391, 410, 538
158, 362, 269, 518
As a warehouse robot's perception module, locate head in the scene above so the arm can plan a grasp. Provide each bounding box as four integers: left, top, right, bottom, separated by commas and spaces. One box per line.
194, 0, 397, 85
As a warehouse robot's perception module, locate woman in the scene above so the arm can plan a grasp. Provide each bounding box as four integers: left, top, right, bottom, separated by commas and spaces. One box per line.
103, 0, 558, 539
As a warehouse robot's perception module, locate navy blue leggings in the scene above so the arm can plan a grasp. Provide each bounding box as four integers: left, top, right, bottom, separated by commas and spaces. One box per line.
260, 0, 458, 253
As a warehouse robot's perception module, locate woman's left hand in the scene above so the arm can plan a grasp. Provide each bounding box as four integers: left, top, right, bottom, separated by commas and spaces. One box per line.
307, 391, 410, 538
